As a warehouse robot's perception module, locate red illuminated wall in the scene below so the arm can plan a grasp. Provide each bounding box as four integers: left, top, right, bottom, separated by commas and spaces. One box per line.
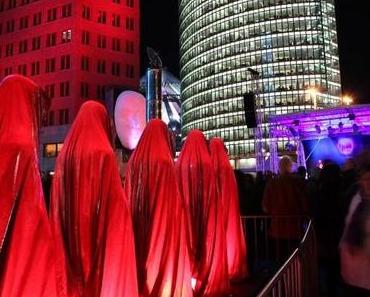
0, 0, 140, 170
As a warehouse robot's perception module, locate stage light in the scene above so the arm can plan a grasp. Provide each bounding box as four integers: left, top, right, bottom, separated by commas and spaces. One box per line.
315, 124, 321, 134
343, 95, 353, 105
353, 123, 359, 132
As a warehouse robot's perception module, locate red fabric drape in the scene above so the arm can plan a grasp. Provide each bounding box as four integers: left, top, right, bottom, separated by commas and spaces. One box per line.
176, 130, 229, 297
124, 119, 193, 297
209, 138, 248, 281
50, 101, 138, 297
0, 75, 56, 296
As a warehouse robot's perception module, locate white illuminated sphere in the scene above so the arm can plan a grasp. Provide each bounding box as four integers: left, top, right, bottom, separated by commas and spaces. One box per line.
114, 91, 146, 150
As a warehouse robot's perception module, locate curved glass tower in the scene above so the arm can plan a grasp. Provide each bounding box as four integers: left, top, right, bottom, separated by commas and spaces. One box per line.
179, 0, 341, 166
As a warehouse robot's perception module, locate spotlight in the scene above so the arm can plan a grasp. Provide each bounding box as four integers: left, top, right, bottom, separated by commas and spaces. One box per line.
353, 123, 359, 133
338, 122, 344, 131
315, 124, 321, 134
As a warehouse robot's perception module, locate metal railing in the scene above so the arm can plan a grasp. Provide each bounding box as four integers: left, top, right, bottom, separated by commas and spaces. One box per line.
241, 216, 318, 297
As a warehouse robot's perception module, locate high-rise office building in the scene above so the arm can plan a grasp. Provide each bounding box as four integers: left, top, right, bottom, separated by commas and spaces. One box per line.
180, 0, 341, 168
0, 0, 140, 170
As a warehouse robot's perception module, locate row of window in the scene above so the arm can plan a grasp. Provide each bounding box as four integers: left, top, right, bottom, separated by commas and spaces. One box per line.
43, 83, 107, 102
0, 32, 135, 58
0, 0, 134, 12
82, 5, 135, 30
181, 2, 322, 45
3, 58, 135, 79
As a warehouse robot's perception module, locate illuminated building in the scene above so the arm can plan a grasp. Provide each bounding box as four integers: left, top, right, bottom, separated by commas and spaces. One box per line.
179, 0, 341, 169
0, 0, 140, 170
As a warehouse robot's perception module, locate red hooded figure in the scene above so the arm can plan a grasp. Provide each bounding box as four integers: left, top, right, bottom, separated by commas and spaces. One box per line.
50, 101, 138, 297
176, 130, 229, 297
124, 119, 193, 297
0, 75, 57, 296
209, 138, 248, 281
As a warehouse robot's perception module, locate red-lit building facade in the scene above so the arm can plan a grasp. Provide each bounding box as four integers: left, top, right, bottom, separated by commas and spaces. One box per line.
0, 0, 140, 171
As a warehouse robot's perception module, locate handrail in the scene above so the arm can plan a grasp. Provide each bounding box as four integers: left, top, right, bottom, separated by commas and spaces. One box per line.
251, 219, 318, 297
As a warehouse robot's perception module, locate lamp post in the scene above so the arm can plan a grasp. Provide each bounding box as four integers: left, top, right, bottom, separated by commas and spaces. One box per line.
342, 95, 353, 106
247, 67, 265, 173
307, 87, 318, 109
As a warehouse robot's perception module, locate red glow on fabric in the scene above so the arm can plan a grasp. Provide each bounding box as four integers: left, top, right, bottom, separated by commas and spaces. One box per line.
209, 138, 249, 281
50, 101, 138, 297
124, 119, 193, 297
176, 130, 229, 297
0, 75, 57, 296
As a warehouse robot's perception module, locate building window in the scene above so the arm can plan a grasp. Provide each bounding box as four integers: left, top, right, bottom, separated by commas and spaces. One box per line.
97, 60, 106, 73
126, 17, 134, 30
62, 3, 72, 18
4, 67, 12, 76
33, 12, 42, 26
45, 58, 56, 73
8, 0, 16, 9
5, 43, 13, 56
80, 82, 89, 98
46, 32, 57, 47
61, 29, 72, 43
81, 56, 89, 71
112, 62, 120, 76
112, 14, 120, 27
19, 16, 29, 29
17, 64, 27, 76
126, 0, 134, 7
60, 81, 70, 97
126, 41, 134, 53
82, 5, 90, 20
97, 35, 106, 48
126, 64, 134, 78
31, 61, 40, 76
45, 84, 55, 99
43, 143, 63, 157
32, 36, 41, 50
6, 19, 15, 33
97, 85, 106, 99
59, 109, 69, 125
81, 30, 90, 45
97, 11, 106, 24
61, 55, 71, 70
18, 40, 27, 53
112, 38, 121, 51
47, 8, 57, 22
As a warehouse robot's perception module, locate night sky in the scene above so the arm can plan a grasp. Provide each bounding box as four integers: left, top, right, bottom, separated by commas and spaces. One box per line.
141, 0, 370, 103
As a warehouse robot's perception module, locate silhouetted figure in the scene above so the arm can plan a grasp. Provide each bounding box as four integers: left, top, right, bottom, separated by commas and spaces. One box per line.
340, 162, 370, 296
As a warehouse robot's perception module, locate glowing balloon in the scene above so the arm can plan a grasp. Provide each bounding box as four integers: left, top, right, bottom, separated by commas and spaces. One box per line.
114, 91, 146, 150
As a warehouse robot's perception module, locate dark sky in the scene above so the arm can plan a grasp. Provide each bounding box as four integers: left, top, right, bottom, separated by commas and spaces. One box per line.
141, 0, 370, 103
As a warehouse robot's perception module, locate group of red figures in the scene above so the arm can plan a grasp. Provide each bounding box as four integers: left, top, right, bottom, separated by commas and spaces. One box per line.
0, 75, 248, 297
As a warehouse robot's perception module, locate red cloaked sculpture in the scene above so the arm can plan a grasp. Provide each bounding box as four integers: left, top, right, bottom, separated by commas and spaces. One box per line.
50, 101, 138, 297
176, 130, 229, 297
0, 75, 57, 296
209, 138, 248, 281
124, 119, 193, 297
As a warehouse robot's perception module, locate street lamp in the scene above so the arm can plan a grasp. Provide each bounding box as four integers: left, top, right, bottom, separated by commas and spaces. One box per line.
307, 87, 318, 109
342, 95, 353, 106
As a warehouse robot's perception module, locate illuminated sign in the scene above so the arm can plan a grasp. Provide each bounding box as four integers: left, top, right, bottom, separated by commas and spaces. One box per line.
337, 138, 354, 155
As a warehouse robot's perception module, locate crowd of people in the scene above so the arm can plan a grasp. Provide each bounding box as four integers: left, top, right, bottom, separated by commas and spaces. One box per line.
236, 155, 370, 297
0, 75, 247, 297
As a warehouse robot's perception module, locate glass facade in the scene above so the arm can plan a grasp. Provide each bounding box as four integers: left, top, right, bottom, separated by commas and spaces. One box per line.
179, 0, 341, 160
